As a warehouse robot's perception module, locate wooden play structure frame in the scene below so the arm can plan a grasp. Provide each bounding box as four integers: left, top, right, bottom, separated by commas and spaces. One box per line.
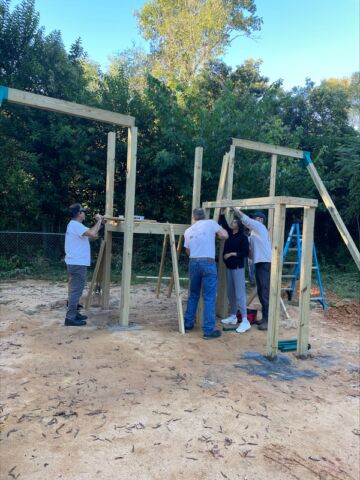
0, 86, 189, 333
202, 137, 359, 358
2, 86, 359, 357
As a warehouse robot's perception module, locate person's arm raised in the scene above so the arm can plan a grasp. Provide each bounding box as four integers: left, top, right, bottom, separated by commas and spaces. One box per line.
232, 208, 263, 234
84, 214, 103, 238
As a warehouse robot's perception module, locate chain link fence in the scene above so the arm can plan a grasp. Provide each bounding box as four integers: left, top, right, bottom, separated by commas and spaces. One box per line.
0, 231, 187, 280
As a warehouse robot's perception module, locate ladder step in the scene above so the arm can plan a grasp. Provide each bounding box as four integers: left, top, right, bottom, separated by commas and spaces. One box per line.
281, 287, 292, 291
310, 296, 323, 301
283, 261, 298, 265
282, 275, 296, 278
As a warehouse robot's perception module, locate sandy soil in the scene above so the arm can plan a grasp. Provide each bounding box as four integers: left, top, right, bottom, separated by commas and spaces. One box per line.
0, 279, 359, 480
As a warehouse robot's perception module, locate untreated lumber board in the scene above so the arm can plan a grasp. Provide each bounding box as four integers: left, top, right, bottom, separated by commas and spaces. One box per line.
107, 221, 189, 235
203, 196, 318, 210
169, 225, 185, 334
6, 87, 135, 127
101, 132, 116, 309
85, 239, 106, 309
119, 127, 137, 326
213, 153, 229, 222
268, 154, 277, 242
156, 234, 168, 298
192, 147, 203, 210
297, 207, 315, 357
306, 161, 360, 270
167, 235, 184, 297
266, 204, 286, 358
232, 138, 303, 159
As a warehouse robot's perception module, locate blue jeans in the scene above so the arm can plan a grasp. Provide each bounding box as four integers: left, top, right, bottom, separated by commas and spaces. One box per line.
184, 259, 218, 335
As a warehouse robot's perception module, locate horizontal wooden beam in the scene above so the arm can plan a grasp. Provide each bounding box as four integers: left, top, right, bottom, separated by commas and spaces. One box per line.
203, 196, 318, 210
107, 221, 189, 236
5, 87, 135, 127
232, 138, 303, 159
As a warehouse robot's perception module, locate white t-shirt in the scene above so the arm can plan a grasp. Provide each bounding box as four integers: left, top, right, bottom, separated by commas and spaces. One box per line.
241, 215, 272, 264
65, 220, 90, 266
184, 219, 221, 259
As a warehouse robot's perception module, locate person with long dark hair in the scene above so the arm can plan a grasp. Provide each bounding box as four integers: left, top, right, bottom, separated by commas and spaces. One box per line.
219, 210, 250, 333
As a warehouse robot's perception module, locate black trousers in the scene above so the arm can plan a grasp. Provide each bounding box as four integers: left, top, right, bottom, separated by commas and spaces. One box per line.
255, 262, 271, 323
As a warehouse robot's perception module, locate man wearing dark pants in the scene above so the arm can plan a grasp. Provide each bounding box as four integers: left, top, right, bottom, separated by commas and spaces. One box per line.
184, 208, 228, 339
233, 210, 272, 331
64, 203, 103, 326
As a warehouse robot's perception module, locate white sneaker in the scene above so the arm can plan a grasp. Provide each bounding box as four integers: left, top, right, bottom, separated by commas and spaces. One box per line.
236, 319, 251, 333
221, 315, 238, 325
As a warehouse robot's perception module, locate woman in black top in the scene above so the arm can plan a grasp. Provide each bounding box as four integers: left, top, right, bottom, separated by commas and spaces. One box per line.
219, 211, 250, 333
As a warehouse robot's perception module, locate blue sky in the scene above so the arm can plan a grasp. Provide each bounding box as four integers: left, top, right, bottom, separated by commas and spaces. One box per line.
14, 0, 359, 90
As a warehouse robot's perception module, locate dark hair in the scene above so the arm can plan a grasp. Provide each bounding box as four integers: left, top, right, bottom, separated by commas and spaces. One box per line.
69, 203, 86, 218
193, 208, 205, 220
231, 218, 244, 234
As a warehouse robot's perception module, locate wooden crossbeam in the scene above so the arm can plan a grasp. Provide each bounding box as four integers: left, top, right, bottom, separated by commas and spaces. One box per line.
203, 196, 318, 210
232, 138, 303, 159
107, 221, 189, 236
6, 87, 135, 127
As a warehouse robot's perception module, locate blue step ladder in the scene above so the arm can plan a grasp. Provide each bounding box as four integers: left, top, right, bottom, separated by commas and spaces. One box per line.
282, 223, 326, 309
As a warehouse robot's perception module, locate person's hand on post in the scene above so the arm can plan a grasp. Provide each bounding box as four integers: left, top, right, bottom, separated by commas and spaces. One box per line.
232, 207, 243, 218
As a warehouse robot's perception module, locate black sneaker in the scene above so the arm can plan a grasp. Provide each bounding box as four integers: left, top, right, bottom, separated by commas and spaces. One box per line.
76, 313, 88, 321
203, 329, 221, 339
64, 318, 87, 327
258, 322, 268, 331
254, 319, 264, 326
184, 325, 194, 332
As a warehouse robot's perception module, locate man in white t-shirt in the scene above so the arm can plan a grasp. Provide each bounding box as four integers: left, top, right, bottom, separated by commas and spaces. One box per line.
64, 203, 103, 326
234, 209, 272, 331
184, 208, 228, 338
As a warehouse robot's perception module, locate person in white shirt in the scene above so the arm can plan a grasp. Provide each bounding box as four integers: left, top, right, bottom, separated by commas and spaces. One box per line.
184, 208, 228, 339
64, 203, 103, 326
233, 209, 272, 331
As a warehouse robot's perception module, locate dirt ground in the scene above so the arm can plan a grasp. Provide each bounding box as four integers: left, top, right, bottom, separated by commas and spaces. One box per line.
0, 279, 359, 480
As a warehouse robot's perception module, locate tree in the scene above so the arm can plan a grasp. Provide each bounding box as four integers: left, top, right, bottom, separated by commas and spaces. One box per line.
136, 0, 262, 87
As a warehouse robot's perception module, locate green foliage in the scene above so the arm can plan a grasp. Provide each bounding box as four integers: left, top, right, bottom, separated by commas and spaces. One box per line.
136, 0, 261, 87
0, 0, 359, 277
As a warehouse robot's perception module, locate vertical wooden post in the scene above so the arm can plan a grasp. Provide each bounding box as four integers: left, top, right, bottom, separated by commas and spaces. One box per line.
191, 147, 203, 324
297, 207, 315, 357
216, 148, 234, 318
167, 235, 184, 297
169, 225, 185, 334
119, 126, 138, 326
101, 131, 116, 309
192, 147, 203, 210
213, 153, 229, 223
268, 154, 277, 242
156, 234, 168, 298
266, 203, 286, 358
